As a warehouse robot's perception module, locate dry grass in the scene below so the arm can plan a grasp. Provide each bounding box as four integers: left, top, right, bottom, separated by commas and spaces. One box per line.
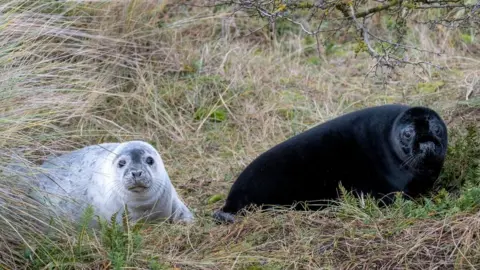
0, 0, 479, 269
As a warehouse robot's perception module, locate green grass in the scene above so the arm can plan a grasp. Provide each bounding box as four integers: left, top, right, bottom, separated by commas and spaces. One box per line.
0, 0, 480, 269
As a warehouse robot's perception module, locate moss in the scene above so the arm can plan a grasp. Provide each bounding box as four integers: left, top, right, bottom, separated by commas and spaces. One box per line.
207, 194, 225, 204
416, 81, 445, 93
303, 35, 316, 46
385, 16, 396, 30
194, 107, 227, 122
460, 33, 474, 44
354, 40, 368, 55
306, 56, 322, 66
278, 108, 296, 120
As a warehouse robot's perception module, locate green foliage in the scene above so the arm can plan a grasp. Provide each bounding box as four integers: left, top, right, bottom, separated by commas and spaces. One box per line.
75, 205, 95, 256
182, 59, 203, 75
323, 39, 337, 56
354, 40, 368, 55
416, 81, 445, 93
306, 56, 322, 65
335, 185, 480, 223
208, 194, 225, 204
98, 206, 144, 270
194, 107, 228, 122
25, 208, 98, 269
303, 35, 316, 46
391, 184, 480, 219
302, 35, 318, 55
460, 33, 474, 44
336, 185, 385, 221
437, 124, 480, 191
26, 240, 73, 269
334, 123, 480, 221
275, 18, 299, 37
277, 108, 296, 120
385, 16, 397, 31
455, 187, 480, 211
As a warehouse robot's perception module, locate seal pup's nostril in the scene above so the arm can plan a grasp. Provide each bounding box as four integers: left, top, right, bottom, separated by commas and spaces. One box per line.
419, 141, 435, 154
131, 170, 142, 178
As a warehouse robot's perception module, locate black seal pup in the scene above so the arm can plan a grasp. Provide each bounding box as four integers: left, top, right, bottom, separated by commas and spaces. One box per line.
213, 104, 448, 223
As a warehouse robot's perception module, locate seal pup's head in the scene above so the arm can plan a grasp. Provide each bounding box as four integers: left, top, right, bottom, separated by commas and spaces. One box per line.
107, 141, 169, 198
391, 106, 448, 174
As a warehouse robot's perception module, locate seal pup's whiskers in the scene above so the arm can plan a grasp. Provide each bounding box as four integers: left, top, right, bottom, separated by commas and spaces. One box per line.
400, 154, 417, 169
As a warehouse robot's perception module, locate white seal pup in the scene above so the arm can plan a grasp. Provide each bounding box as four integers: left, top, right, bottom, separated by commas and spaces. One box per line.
29, 140, 194, 224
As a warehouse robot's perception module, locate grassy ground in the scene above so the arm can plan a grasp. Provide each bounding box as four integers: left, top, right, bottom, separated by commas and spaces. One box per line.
0, 0, 480, 269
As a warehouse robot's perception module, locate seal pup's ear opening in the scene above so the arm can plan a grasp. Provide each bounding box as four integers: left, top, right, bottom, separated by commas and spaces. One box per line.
212, 210, 236, 224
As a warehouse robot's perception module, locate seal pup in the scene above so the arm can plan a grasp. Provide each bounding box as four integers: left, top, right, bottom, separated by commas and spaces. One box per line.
29, 140, 194, 224
213, 104, 448, 223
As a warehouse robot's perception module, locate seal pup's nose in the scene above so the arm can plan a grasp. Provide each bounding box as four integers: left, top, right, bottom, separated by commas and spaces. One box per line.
419, 141, 435, 154
131, 170, 143, 178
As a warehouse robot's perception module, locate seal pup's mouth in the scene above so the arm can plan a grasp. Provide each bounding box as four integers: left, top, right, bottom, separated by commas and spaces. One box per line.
405, 136, 444, 174
419, 141, 435, 155
127, 185, 149, 193
126, 181, 152, 193
125, 178, 152, 192
123, 169, 152, 193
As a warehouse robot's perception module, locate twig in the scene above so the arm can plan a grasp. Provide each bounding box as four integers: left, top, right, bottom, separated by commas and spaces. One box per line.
349, 4, 379, 58
349, 4, 444, 78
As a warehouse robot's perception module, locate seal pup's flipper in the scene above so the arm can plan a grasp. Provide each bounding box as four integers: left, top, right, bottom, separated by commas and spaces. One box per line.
212, 210, 236, 224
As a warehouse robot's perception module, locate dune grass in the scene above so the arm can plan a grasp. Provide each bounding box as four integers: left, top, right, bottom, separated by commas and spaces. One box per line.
0, 0, 480, 269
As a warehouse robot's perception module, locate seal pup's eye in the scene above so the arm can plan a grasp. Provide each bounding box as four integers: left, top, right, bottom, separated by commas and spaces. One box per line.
118, 159, 126, 168
145, 156, 154, 166
432, 124, 441, 136
402, 127, 414, 140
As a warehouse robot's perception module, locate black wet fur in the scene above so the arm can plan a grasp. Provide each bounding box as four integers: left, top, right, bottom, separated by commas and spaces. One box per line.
212, 210, 236, 224
214, 104, 448, 223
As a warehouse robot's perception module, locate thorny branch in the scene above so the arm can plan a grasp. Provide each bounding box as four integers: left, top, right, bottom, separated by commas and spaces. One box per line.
202, 0, 479, 73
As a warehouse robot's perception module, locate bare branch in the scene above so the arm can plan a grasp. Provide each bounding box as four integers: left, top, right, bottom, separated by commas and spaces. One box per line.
349, 3, 444, 74
349, 4, 378, 58
199, 0, 477, 77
